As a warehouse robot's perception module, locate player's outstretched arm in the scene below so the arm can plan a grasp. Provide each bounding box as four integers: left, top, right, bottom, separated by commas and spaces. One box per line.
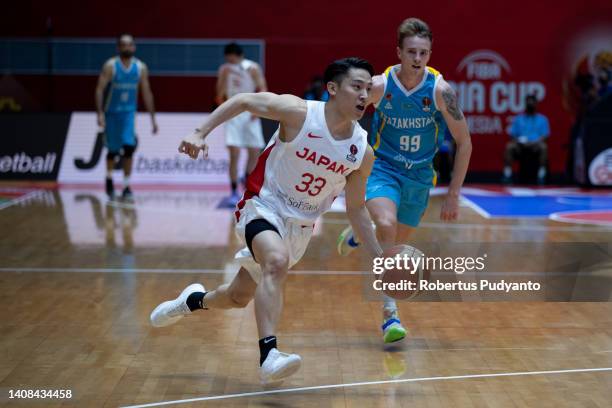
215, 65, 229, 105
344, 145, 383, 259
436, 79, 472, 221
179, 93, 306, 159
140, 64, 158, 134
366, 74, 385, 107
94, 61, 113, 129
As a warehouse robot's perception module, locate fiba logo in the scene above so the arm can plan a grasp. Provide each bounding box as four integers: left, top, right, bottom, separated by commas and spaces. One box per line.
458, 50, 511, 80
447, 50, 547, 135
346, 144, 358, 163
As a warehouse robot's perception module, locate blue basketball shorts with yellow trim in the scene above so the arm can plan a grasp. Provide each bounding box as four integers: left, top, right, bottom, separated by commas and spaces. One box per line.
104, 111, 136, 153
365, 158, 435, 227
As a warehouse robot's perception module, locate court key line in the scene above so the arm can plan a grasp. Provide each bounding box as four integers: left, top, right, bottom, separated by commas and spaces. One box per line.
120, 367, 612, 408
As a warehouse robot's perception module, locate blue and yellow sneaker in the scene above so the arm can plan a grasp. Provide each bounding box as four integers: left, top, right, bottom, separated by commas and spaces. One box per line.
337, 225, 360, 256
382, 308, 407, 343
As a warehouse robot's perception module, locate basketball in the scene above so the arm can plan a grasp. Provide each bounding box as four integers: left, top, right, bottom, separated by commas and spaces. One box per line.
380, 244, 430, 300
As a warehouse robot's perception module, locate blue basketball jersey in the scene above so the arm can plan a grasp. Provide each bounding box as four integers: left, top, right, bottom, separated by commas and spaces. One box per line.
104, 57, 141, 113
370, 65, 447, 174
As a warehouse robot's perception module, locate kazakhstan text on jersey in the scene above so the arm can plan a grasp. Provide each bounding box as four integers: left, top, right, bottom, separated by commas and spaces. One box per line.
104, 58, 141, 113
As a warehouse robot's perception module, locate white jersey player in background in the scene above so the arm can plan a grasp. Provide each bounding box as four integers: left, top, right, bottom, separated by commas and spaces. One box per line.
150, 57, 384, 384
216, 42, 268, 206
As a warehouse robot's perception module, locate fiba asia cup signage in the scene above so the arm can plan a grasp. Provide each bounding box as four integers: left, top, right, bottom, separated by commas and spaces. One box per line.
447, 50, 546, 135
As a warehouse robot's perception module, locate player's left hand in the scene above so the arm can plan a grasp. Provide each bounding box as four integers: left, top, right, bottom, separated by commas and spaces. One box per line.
440, 193, 459, 221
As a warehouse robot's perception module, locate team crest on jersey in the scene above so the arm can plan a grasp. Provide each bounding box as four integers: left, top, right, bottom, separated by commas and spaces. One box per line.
422, 97, 432, 112
346, 144, 358, 163
384, 93, 393, 110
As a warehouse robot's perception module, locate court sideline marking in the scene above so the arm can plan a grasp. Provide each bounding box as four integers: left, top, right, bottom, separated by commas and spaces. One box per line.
120, 367, 612, 408
0, 190, 43, 211
108, 200, 612, 231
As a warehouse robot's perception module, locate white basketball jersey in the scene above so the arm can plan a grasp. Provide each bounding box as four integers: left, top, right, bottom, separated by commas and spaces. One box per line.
236, 101, 368, 222
225, 59, 257, 97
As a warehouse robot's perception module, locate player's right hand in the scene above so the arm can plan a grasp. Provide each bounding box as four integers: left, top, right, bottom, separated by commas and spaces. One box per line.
178, 131, 208, 159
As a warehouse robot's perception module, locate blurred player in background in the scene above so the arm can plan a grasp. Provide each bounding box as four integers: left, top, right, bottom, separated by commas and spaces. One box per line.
95, 33, 158, 201
338, 18, 472, 343
216, 42, 268, 207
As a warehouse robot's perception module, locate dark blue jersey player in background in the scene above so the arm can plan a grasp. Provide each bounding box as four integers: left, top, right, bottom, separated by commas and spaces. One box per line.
338, 18, 472, 344
95, 33, 158, 200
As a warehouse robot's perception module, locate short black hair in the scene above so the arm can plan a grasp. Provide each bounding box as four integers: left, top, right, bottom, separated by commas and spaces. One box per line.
224, 42, 243, 56
117, 33, 134, 45
323, 57, 374, 85
526, 94, 538, 103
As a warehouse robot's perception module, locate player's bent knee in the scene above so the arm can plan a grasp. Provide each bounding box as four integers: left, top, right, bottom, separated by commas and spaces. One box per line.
376, 218, 398, 242
376, 216, 398, 233
106, 151, 119, 162
229, 291, 252, 308
262, 253, 289, 279
122, 144, 136, 158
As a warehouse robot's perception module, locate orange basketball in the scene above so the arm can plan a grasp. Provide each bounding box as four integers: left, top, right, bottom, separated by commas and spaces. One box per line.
379, 244, 430, 300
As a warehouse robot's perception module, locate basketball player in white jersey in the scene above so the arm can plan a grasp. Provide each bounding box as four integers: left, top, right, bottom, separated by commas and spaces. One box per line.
150, 58, 384, 384
216, 43, 268, 206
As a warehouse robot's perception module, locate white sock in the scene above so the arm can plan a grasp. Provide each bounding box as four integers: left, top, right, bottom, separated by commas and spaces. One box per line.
503, 166, 512, 178
106, 169, 112, 179
124, 175, 131, 187
383, 295, 397, 311
538, 167, 546, 179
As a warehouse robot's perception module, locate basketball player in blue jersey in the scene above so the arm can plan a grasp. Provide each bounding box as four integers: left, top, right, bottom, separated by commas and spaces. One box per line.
95, 33, 158, 200
338, 18, 472, 343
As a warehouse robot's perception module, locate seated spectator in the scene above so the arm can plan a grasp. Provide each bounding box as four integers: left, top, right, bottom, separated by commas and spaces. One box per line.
503, 94, 550, 184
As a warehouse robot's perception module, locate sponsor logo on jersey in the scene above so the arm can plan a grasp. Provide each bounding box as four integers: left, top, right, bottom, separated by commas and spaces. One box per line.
277, 190, 321, 213
287, 195, 320, 213
307, 132, 324, 139
384, 93, 393, 109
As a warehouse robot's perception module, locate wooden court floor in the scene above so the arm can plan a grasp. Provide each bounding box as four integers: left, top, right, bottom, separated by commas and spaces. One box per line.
0, 186, 611, 407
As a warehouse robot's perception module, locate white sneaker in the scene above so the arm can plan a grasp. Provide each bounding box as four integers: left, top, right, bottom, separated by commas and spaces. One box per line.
150, 283, 205, 327
260, 348, 302, 384
337, 225, 360, 256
